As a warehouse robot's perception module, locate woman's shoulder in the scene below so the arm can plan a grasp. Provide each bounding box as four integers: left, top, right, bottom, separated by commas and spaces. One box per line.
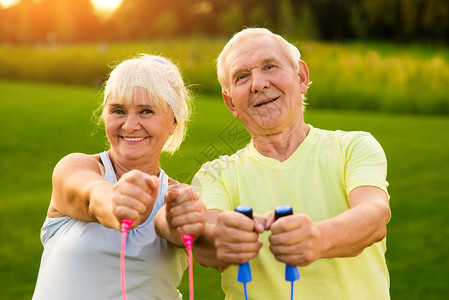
54, 152, 104, 177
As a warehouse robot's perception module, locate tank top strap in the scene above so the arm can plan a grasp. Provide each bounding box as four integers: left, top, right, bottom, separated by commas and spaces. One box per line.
99, 151, 168, 226
99, 151, 117, 184
144, 168, 167, 225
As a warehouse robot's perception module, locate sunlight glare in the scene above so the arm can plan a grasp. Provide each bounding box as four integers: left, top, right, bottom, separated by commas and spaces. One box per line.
0, 0, 19, 9
91, 0, 123, 14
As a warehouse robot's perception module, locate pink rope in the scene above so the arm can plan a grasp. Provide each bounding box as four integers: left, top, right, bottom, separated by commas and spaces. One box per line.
182, 234, 194, 300
120, 231, 128, 300
120, 219, 134, 300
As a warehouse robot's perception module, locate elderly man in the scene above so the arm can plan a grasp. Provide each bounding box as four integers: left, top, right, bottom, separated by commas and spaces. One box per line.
192, 28, 391, 299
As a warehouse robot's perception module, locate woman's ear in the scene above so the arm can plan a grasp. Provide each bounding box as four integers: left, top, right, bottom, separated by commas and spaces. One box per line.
169, 119, 177, 135
222, 90, 240, 118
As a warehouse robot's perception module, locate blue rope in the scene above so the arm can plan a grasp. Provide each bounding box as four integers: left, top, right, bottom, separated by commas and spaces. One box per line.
290, 281, 294, 300
243, 282, 249, 300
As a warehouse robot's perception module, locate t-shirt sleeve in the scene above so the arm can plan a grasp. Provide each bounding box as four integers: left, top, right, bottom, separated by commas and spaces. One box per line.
192, 160, 233, 212
343, 132, 389, 196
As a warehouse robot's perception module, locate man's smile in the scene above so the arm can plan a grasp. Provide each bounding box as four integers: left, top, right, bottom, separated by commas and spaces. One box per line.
254, 96, 279, 107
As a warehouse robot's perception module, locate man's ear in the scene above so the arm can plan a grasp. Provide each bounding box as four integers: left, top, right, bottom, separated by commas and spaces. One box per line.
222, 90, 240, 118
298, 60, 310, 94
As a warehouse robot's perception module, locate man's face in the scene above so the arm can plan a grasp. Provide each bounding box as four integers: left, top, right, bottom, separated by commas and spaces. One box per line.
222, 35, 309, 137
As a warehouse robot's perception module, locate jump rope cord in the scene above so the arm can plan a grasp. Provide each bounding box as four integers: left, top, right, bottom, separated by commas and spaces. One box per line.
243, 282, 249, 300
234, 205, 300, 300
290, 281, 294, 300
182, 234, 194, 300
120, 221, 194, 300
120, 219, 134, 300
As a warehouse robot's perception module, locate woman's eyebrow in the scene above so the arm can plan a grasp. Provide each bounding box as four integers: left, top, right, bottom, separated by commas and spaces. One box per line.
108, 103, 155, 108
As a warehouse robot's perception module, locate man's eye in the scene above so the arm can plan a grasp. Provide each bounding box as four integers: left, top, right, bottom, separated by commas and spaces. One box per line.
236, 74, 248, 82
265, 64, 275, 70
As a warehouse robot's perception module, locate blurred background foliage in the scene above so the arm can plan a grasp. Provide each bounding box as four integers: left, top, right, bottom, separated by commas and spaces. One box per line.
0, 0, 448, 44
1, 0, 449, 115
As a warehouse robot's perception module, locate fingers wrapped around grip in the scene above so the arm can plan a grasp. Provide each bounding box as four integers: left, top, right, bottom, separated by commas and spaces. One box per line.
111, 170, 159, 227
165, 184, 206, 240
269, 214, 322, 266
214, 211, 263, 264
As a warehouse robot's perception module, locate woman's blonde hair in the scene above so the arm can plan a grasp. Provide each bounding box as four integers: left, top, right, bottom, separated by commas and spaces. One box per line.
100, 54, 192, 154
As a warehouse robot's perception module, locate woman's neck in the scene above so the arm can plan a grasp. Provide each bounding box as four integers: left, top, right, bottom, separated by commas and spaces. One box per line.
108, 150, 161, 179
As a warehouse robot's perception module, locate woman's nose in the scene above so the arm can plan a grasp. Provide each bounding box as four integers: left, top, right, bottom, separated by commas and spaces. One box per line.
122, 115, 140, 132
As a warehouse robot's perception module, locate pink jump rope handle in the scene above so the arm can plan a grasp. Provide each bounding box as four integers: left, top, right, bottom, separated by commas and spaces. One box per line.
182, 234, 194, 300
121, 219, 134, 300
121, 219, 134, 233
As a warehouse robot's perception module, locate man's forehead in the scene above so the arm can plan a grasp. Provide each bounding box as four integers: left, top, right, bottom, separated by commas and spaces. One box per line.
227, 38, 283, 70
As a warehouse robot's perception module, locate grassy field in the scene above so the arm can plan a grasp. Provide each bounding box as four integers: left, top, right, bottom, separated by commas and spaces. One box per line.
0, 79, 448, 299
1, 38, 449, 114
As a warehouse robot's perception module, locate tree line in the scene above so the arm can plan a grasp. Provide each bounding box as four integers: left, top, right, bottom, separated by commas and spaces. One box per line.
1, 0, 448, 44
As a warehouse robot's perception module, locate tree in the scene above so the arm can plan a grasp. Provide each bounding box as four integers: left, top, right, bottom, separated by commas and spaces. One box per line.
217, 2, 244, 35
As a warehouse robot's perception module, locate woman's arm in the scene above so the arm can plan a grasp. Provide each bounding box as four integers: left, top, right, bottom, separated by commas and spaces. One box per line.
48, 153, 159, 231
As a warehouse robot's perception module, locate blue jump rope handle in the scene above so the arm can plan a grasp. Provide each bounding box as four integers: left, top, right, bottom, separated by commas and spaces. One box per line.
275, 205, 300, 282
235, 206, 253, 283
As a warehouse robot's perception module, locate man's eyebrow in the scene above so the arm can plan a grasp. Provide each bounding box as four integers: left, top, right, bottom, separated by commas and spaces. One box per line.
261, 57, 278, 65
230, 67, 247, 81
230, 57, 279, 80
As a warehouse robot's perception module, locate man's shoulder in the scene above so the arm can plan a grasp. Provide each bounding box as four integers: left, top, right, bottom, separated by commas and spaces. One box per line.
195, 143, 251, 176
312, 126, 374, 144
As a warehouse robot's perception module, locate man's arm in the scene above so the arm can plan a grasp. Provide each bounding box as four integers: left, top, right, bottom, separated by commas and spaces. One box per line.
191, 210, 229, 272
269, 185, 390, 266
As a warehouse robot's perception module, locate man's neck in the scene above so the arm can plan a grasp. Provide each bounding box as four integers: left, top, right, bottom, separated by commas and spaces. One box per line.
252, 122, 310, 162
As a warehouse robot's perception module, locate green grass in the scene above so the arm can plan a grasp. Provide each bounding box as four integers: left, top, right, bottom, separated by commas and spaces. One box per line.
1, 38, 449, 114
1, 79, 448, 299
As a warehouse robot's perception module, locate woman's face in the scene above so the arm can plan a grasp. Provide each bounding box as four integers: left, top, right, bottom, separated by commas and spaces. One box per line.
104, 87, 176, 163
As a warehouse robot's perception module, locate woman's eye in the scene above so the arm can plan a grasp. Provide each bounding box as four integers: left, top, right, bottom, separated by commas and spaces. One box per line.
141, 109, 154, 115
111, 109, 125, 115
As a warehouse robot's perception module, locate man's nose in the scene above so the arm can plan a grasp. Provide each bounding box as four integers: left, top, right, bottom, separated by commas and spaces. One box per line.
251, 70, 270, 93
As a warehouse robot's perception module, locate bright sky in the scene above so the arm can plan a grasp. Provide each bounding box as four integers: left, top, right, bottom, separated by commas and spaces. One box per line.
0, 0, 18, 9
91, 0, 123, 14
0, 0, 123, 13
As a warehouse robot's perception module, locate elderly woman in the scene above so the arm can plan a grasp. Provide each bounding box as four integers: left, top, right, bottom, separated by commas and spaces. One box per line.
32, 54, 205, 299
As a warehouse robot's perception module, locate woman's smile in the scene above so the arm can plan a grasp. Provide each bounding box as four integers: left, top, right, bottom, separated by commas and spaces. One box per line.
122, 136, 146, 143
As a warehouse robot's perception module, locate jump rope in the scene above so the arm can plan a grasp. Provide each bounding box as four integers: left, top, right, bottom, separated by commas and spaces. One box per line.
120, 205, 298, 300
235, 205, 300, 300
120, 219, 195, 300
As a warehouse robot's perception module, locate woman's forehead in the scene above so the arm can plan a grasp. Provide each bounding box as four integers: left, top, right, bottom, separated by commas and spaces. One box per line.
107, 87, 160, 106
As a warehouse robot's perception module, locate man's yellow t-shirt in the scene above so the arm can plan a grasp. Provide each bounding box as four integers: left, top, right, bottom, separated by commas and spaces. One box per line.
193, 125, 390, 300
